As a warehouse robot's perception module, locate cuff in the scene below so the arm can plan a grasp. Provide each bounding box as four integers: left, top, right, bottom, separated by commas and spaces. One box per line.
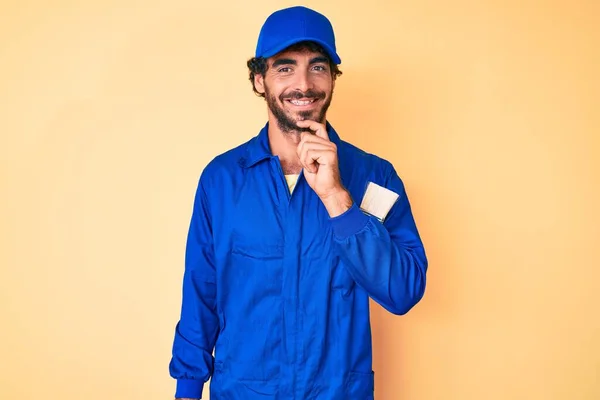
175, 378, 204, 399
329, 203, 370, 240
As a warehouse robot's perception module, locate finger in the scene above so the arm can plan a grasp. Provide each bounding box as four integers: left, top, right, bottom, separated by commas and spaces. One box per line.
300, 132, 332, 146
299, 147, 327, 173
296, 120, 330, 140
297, 140, 332, 160
300, 149, 336, 173
298, 144, 320, 173
301, 149, 321, 174
297, 146, 317, 173
296, 119, 328, 140
298, 133, 334, 159
297, 143, 331, 170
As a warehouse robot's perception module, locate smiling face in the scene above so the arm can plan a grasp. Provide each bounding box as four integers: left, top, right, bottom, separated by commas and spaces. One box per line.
254, 47, 335, 134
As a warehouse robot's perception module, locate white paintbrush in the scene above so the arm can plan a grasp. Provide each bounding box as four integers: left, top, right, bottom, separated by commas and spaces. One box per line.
359, 182, 400, 222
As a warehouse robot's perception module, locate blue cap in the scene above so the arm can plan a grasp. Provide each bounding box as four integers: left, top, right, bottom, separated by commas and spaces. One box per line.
255, 6, 341, 64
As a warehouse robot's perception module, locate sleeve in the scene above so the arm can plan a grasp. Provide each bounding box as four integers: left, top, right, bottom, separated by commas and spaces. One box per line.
329, 165, 428, 315
169, 176, 219, 399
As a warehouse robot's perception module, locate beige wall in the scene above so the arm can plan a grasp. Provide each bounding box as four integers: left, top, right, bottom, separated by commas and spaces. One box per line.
1, 0, 599, 399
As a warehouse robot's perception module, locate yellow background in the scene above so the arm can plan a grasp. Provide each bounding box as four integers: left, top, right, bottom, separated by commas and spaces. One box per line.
1, 0, 599, 399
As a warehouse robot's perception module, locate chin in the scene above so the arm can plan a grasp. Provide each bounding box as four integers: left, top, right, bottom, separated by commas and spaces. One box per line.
296, 111, 320, 121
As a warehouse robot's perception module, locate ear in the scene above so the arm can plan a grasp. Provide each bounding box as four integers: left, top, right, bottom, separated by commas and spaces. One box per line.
254, 74, 265, 95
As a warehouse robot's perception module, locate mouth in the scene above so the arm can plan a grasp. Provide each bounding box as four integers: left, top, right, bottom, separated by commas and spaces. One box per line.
285, 98, 319, 109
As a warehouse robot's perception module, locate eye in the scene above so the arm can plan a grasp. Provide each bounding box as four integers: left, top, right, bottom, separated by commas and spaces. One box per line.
312, 65, 327, 71
277, 67, 292, 73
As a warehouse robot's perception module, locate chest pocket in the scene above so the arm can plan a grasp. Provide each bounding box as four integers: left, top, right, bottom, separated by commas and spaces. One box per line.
228, 230, 284, 295
231, 231, 284, 260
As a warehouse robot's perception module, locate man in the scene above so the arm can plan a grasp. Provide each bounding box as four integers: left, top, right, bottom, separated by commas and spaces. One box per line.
169, 6, 427, 400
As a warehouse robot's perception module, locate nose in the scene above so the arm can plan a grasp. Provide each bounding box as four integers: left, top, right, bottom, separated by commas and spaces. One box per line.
293, 69, 313, 93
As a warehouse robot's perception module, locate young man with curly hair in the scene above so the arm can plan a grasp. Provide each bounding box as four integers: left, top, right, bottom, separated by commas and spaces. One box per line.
169, 6, 428, 400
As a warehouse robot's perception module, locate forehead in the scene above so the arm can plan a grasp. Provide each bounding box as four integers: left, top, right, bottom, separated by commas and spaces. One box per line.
269, 48, 328, 64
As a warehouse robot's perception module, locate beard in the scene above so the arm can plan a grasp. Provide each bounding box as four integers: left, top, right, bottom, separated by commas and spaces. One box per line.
264, 84, 333, 134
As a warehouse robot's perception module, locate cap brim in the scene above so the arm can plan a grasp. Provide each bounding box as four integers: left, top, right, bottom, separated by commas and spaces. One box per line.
259, 37, 341, 64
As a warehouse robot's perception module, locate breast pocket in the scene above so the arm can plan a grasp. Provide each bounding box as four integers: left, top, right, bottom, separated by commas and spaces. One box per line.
228, 231, 284, 297
231, 232, 284, 260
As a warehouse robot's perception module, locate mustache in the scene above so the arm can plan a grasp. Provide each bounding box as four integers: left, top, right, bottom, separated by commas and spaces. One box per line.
281, 90, 326, 101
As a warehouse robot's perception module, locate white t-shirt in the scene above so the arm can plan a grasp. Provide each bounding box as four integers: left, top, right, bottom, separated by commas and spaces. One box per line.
284, 174, 299, 194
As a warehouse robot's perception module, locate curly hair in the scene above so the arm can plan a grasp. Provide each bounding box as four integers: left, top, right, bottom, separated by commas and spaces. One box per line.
247, 41, 343, 98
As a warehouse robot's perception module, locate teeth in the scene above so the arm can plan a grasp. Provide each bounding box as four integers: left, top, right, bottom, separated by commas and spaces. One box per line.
290, 99, 314, 106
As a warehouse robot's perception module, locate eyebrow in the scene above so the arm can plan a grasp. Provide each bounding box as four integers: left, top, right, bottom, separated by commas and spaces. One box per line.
271, 56, 330, 68
272, 58, 297, 68
309, 56, 329, 65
